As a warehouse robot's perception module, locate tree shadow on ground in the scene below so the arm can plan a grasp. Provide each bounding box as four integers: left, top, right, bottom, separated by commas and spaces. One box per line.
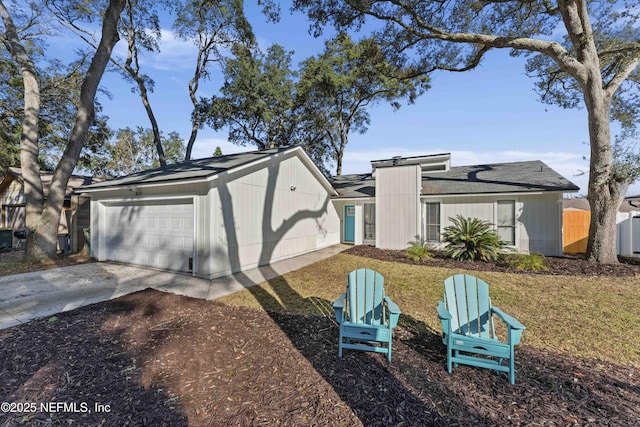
396, 313, 640, 425
0, 300, 187, 426
244, 267, 492, 426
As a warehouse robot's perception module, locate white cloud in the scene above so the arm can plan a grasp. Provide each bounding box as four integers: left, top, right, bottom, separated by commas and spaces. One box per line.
112, 29, 198, 73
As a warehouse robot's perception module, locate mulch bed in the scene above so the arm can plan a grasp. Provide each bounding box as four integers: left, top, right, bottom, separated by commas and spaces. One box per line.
344, 245, 640, 277
1, 288, 639, 426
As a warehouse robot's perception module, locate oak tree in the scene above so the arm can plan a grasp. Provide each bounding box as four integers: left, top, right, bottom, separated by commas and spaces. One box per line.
294, 0, 640, 263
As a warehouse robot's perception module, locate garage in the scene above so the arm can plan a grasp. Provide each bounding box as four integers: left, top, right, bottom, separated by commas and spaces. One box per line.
82, 147, 341, 279
104, 200, 194, 272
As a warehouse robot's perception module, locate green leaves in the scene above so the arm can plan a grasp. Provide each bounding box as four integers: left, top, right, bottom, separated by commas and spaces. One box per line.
203, 43, 297, 150
442, 215, 506, 262
405, 238, 433, 262
90, 127, 185, 177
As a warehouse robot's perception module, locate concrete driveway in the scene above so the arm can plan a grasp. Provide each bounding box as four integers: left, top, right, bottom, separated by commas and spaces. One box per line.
0, 244, 348, 330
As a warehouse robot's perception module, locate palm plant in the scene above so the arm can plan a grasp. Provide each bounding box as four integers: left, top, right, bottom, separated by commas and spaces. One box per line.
405, 237, 433, 262
442, 215, 505, 261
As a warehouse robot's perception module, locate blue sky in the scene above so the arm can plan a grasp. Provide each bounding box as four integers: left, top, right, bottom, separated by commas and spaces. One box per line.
48, 2, 640, 197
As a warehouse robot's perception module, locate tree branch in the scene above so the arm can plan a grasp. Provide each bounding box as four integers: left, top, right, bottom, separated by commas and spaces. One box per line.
605, 57, 640, 97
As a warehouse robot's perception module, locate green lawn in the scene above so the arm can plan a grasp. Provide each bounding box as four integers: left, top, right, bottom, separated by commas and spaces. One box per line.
219, 252, 640, 368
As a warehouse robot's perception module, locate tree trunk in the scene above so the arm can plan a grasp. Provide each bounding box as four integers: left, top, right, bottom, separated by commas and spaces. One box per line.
1, 1, 47, 258
136, 78, 166, 167
185, 123, 198, 160
584, 81, 620, 264
185, 68, 202, 161
34, 0, 126, 259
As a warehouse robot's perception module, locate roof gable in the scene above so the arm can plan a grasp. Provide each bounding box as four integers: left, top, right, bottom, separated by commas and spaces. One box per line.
81, 146, 337, 196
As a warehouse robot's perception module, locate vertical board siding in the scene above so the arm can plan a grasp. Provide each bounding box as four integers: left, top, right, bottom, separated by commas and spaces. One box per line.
375, 166, 420, 250
518, 193, 562, 256
432, 193, 563, 256
209, 152, 340, 278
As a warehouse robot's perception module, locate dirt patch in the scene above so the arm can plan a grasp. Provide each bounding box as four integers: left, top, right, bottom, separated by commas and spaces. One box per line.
345, 245, 640, 277
0, 249, 94, 276
1, 289, 639, 426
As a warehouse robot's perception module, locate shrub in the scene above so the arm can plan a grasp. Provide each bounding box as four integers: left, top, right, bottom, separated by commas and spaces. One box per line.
442, 215, 505, 261
405, 238, 433, 262
504, 253, 548, 271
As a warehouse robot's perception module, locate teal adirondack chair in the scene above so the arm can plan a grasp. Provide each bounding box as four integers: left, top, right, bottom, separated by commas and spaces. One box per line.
333, 269, 401, 362
437, 274, 526, 384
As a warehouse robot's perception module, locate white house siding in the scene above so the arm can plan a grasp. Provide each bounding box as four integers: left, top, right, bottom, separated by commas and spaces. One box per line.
375, 165, 421, 250
207, 152, 340, 279
517, 193, 564, 256
617, 211, 640, 258
332, 199, 377, 245
425, 192, 563, 256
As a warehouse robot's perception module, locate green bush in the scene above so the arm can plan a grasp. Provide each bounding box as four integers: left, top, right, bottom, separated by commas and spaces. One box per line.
405, 238, 433, 262
503, 253, 548, 271
442, 215, 505, 261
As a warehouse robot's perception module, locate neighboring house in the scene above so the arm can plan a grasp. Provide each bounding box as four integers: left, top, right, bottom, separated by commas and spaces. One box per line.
621, 194, 640, 258
562, 196, 640, 257
80, 147, 341, 279
0, 168, 97, 252
331, 153, 579, 256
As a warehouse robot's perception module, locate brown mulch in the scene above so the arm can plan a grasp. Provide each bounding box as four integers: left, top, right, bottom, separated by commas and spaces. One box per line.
344, 245, 640, 277
1, 289, 639, 426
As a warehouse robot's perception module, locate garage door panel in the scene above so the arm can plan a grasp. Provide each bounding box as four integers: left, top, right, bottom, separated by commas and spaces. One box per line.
105, 201, 194, 272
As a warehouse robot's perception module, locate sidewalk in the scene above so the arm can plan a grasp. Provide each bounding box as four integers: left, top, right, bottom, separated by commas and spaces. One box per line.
0, 244, 349, 330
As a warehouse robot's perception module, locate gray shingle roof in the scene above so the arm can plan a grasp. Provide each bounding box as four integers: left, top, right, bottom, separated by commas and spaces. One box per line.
1, 167, 99, 198
566, 197, 640, 212
420, 160, 578, 195
81, 147, 296, 190
332, 160, 578, 198
329, 174, 375, 199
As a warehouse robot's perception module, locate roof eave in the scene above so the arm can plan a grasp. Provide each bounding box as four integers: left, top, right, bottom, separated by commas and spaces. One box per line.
80, 146, 339, 196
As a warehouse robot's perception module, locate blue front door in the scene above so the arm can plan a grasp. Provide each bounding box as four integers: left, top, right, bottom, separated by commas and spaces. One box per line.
344, 205, 355, 243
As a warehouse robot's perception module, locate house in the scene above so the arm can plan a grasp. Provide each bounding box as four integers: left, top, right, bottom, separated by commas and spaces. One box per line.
331, 153, 579, 256
80, 147, 341, 279
562, 196, 640, 257
81, 147, 578, 278
0, 168, 97, 252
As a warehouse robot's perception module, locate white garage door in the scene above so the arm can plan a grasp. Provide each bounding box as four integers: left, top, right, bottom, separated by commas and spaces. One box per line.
105, 200, 194, 272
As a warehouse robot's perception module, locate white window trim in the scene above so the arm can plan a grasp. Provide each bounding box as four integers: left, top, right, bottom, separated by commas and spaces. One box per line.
421, 199, 443, 243
494, 199, 519, 249
363, 203, 376, 244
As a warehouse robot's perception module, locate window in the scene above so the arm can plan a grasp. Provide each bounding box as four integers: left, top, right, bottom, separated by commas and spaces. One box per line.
364, 204, 375, 240
423, 202, 440, 242
497, 200, 516, 245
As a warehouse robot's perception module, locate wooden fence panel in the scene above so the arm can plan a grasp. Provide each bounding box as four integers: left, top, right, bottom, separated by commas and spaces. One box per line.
563, 210, 590, 254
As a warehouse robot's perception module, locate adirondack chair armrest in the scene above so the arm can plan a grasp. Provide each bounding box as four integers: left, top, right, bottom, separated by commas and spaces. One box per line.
436, 300, 452, 344
383, 296, 401, 328
436, 300, 452, 321
492, 306, 526, 345
333, 293, 347, 322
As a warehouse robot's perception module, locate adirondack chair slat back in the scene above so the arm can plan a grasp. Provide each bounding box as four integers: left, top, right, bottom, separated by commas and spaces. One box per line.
444, 274, 495, 339
347, 268, 385, 325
